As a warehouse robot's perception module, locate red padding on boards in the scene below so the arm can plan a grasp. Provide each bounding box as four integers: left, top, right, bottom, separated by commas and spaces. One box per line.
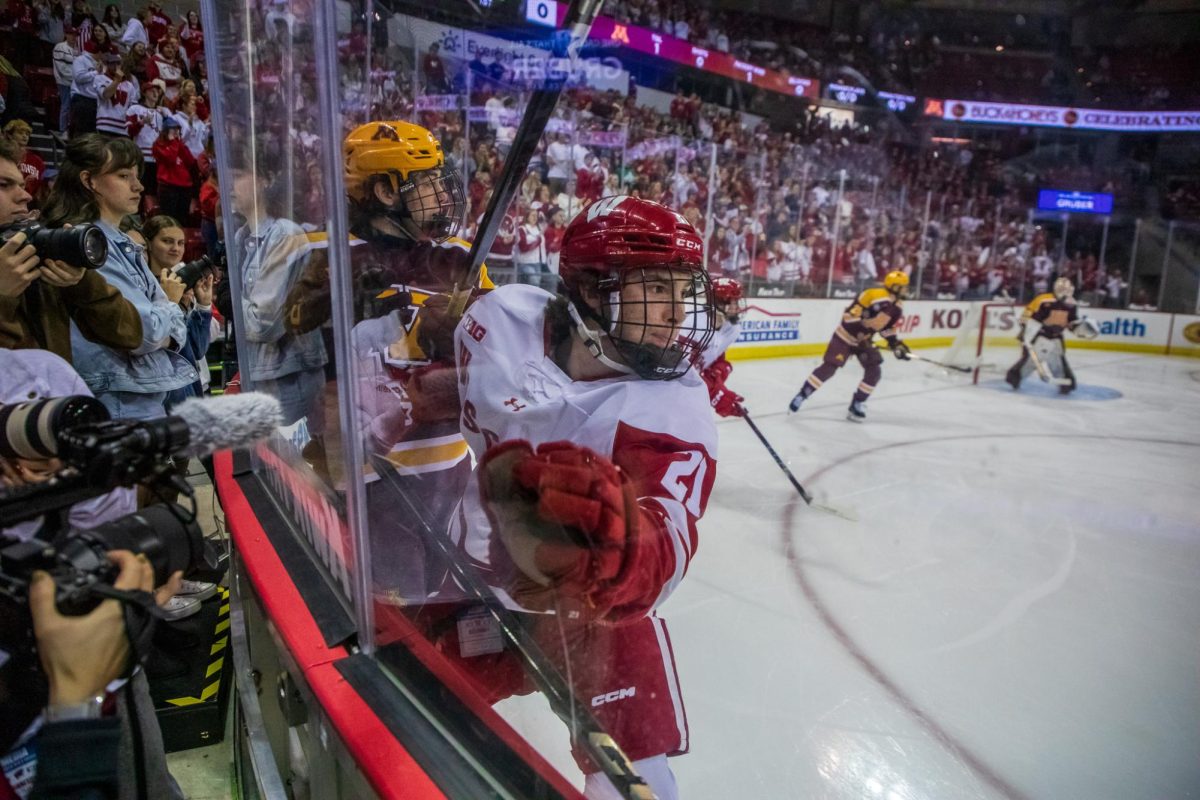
214, 451, 447, 799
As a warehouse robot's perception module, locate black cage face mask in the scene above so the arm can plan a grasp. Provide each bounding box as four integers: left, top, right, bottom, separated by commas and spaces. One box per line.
596, 266, 717, 381
391, 165, 465, 242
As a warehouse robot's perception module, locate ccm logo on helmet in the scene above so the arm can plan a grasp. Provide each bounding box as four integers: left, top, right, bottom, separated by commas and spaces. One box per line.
675, 237, 701, 250
591, 686, 637, 707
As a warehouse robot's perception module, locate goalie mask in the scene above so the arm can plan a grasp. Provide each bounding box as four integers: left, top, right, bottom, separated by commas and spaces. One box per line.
559, 196, 716, 380
1053, 276, 1075, 301
344, 121, 465, 242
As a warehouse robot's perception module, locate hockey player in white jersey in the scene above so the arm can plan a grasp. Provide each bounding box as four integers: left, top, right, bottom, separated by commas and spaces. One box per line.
698, 277, 746, 417
446, 195, 718, 799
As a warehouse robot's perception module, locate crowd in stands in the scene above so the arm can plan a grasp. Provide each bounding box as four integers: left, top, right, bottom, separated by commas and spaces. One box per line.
1, 0, 215, 261
601, 0, 1200, 109
4, 0, 1191, 313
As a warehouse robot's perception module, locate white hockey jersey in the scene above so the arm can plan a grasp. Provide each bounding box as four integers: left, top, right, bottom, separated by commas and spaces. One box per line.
698, 319, 741, 369
451, 284, 718, 620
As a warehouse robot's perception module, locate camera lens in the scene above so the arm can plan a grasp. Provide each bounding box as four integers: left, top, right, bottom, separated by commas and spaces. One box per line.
0, 395, 110, 460
76, 504, 212, 589
80, 226, 108, 268
26, 224, 109, 270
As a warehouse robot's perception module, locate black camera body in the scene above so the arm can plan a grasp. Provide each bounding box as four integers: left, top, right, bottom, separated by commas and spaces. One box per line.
175, 254, 216, 290
0, 504, 214, 615
0, 220, 109, 270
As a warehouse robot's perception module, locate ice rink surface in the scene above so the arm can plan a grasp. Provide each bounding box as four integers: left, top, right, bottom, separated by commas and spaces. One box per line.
661, 347, 1200, 799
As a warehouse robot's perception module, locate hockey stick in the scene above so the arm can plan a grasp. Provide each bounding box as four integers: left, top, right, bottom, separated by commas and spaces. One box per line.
369, 454, 656, 800
907, 352, 974, 373
447, 0, 607, 318
742, 410, 857, 522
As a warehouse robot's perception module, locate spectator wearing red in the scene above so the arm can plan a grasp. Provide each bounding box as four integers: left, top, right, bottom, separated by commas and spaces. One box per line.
152, 115, 196, 222
68, 0, 97, 39
84, 20, 118, 57
198, 163, 218, 258
575, 153, 605, 205
422, 42, 449, 93
3, 120, 45, 199
145, 0, 171, 46
171, 78, 208, 121
177, 10, 203, 64
514, 207, 546, 288
544, 208, 566, 275
146, 36, 186, 101
123, 40, 152, 85
7, 0, 39, 72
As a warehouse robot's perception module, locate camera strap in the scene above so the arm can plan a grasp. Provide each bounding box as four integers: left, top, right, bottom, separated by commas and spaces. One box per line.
86, 584, 161, 675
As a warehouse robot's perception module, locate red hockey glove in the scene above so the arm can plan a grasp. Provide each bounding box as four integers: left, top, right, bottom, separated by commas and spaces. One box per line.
404, 363, 460, 424
479, 440, 638, 614
700, 355, 733, 395
701, 356, 744, 417
710, 386, 745, 418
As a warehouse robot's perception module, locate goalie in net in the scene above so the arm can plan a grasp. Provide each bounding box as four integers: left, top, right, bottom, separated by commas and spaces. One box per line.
940, 277, 1099, 391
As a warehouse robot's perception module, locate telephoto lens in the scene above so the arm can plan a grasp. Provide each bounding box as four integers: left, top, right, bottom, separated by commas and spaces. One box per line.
0, 395, 110, 460
0, 221, 108, 270
37, 505, 214, 615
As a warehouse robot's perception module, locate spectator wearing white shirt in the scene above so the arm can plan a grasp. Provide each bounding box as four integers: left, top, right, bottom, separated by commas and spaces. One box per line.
172, 94, 209, 158
69, 47, 102, 136
127, 79, 167, 196
52, 26, 82, 132
514, 208, 547, 289
545, 131, 574, 195
119, 7, 149, 51
94, 53, 138, 137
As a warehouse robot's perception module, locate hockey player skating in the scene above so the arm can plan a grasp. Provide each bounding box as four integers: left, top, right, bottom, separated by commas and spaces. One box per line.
446, 196, 717, 799
788, 270, 913, 422
1005, 276, 1098, 394
699, 277, 747, 417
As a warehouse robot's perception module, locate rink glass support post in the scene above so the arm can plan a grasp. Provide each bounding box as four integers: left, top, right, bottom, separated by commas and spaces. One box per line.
703, 142, 717, 268
1158, 220, 1174, 311
1126, 218, 1140, 307
826, 168, 846, 298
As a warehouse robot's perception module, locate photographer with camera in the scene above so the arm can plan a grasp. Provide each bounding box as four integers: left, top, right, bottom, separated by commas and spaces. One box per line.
1, 347, 187, 800
0, 138, 143, 363
41, 135, 196, 422
142, 215, 213, 404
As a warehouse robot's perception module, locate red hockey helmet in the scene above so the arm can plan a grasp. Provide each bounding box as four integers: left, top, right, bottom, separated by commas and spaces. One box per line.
711, 277, 746, 319
559, 195, 705, 285
559, 196, 715, 380
711, 277, 743, 304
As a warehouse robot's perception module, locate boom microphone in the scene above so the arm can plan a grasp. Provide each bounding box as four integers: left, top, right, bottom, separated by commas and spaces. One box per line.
0, 393, 283, 526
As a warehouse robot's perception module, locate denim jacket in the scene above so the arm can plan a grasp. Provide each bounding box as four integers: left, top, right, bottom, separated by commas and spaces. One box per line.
71, 221, 197, 396
233, 216, 327, 381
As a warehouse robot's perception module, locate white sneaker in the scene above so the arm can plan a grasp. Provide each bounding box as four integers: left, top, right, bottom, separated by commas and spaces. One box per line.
159, 595, 202, 622
176, 579, 218, 603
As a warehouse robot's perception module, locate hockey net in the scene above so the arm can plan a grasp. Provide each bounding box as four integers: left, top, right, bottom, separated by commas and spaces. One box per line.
940, 302, 1025, 384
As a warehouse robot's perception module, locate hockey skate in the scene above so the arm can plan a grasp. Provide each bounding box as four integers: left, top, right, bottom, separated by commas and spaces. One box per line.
847, 400, 867, 422
788, 392, 806, 413
1005, 369, 1021, 390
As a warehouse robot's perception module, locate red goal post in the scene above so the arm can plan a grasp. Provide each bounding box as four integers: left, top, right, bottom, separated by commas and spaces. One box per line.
940, 302, 1025, 384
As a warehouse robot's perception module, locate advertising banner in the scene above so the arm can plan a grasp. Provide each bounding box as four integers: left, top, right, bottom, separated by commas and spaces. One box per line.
924, 98, 1200, 133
